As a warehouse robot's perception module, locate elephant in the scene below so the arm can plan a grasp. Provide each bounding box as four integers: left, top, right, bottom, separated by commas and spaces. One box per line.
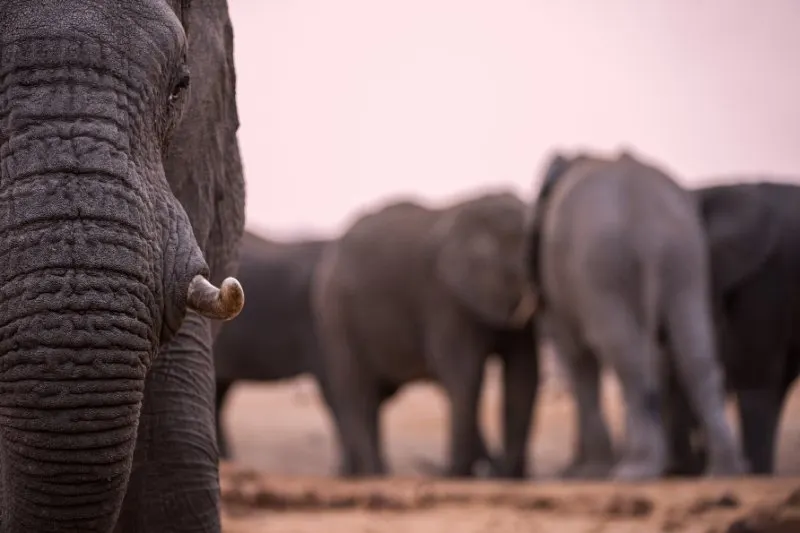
311, 193, 539, 478
525, 150, 746, 481
665, 181, 800, 476
0, 1, 246, 531
214, 230, 330, 459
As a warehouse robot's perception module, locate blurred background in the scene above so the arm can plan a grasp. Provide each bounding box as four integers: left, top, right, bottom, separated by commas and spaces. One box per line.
229, 0, 800, 240
217, 0, 800, 483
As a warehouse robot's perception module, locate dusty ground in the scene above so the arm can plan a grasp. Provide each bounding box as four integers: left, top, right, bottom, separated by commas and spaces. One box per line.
219, 348, 800, 532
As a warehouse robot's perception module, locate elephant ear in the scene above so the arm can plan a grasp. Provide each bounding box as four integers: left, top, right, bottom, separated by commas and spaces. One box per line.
697, 184, 779, 291
525, 152, 576, 302
432, 212, 501, 321
537, 152, 574, 203
524, 207, 546, 299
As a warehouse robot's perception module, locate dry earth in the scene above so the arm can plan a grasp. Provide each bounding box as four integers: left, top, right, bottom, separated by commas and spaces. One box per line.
219, 346, 800, 532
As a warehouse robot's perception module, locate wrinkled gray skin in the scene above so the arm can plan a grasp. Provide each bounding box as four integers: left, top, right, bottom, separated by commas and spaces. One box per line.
215, 231, 330, 459
312, 193, 539, 478
527, 151, 745, 481
666, 181, 800, 476
0, 1, 245, 531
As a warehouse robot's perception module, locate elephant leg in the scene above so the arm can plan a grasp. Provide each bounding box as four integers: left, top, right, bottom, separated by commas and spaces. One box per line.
662, 353, 705, 477
473, 427, 499, 476
315, 285, 386, 476
664, 292, 745, 477
737, 385, 786, 475
215, 379, 234, 460
586, 316, 667, 479
494, 327, 539, 479
548, 316, 614, 479
429, 323, 489, 478
315, 374, 359, 476
322, 351, 385, 476
441, 360, 486, 478
334, 381, 383, 477
413, 425, 497, 477
115, 312, 220, 533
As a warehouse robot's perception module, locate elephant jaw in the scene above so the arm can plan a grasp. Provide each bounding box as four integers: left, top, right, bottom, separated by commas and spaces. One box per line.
186, 275, 245, 321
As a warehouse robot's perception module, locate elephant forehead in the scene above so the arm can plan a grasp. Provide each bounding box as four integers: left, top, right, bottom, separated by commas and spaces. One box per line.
5, 1, 183, 45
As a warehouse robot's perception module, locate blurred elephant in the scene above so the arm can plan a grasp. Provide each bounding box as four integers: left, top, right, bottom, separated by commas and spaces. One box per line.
214, 231, 330, 459
312, 193, 539, 478
666, 181, 800, 476
525, 150, 746, 481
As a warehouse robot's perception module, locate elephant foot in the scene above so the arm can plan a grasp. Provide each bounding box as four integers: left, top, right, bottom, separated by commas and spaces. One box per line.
414, 454, 518, 479
413, 457, 497, 478
704, 455, 748, 478
665, 447, 706, 478
664, 459, 704, 478
336, 464, 356, 478
559, 459, 614, 480
478, 456, 527, 479
611, 458, 665, 481
472, 457, 495, 479
414, 457, 446, 477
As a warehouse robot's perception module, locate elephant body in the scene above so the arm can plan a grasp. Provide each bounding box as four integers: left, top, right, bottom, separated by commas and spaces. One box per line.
526, 151, 745, 480
668, 181, 800, 475
312, 194, 539, 478
0, 2, 245, 531
214, 231, 330, 459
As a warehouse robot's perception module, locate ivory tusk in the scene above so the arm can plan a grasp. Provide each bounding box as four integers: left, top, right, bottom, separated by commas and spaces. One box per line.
186, 275, 245, 321
509, 290, 537, 326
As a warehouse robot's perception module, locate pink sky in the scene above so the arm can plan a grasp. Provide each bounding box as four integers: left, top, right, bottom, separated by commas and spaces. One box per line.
228, 0, 800, 239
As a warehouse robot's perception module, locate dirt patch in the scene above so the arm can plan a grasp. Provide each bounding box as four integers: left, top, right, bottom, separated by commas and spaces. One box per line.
220, 468, 800, 533
219, 353, 800, 532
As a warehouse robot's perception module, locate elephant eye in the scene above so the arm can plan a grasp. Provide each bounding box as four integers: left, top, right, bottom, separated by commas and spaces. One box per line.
169, 66, 191, 103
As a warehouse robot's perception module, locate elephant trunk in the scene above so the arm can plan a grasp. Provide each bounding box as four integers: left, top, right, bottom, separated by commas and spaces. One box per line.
0, 48, 188, 530
0, 135, 155, 528
0, 229, 151, 530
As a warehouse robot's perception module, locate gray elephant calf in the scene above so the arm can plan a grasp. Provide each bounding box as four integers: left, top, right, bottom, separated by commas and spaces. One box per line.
526, 150, 745, 480
312, 193, 539, 478
666, 181, 800, 476
214, 231, 329, 459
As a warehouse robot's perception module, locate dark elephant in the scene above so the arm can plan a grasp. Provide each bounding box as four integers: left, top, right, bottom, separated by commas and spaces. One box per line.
0, 2, 246, 532
312, 193, 539, 478
525, 150, 745, 480
214, 231, 330, 459
666, 181, 800, 476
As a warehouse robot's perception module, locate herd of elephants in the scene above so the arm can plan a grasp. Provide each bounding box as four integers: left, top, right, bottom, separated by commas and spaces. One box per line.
218, 158, 800, 485
0, 0, 796, 532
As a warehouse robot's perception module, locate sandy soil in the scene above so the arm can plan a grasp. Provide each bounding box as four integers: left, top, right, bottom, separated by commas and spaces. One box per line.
219, 349, 800, 532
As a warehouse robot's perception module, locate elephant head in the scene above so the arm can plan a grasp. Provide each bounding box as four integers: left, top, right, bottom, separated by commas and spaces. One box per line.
696, 183, 780, 292
433, 192, 536, 328
0, 1, 244, 530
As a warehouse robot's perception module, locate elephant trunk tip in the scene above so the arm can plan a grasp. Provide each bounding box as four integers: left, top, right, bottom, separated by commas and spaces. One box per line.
187, 275, 245, 321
